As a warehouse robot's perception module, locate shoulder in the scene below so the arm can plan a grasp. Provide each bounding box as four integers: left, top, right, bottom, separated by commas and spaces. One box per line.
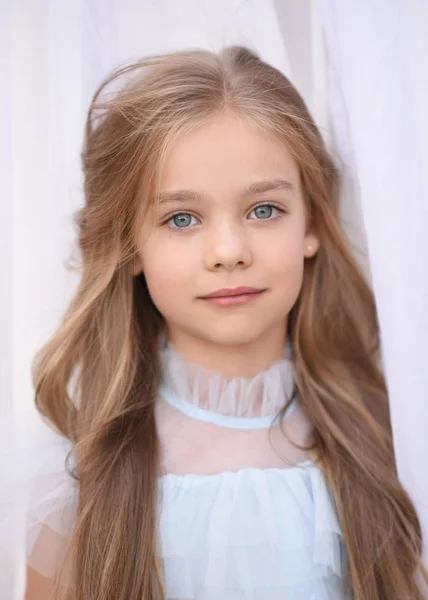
25, 565, 76, 600
0, 408, 78, 596
0, 407, 78, 519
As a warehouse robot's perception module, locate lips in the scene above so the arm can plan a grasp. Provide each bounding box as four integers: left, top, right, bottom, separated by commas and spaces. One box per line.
201, 286, 264, 299
198, 287, 266, 307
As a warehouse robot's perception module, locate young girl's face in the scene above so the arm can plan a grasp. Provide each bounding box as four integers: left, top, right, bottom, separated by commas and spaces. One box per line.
134, 111, 318, 356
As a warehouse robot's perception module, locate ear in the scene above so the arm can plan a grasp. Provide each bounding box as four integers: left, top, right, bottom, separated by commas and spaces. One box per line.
304, 232, 320, 258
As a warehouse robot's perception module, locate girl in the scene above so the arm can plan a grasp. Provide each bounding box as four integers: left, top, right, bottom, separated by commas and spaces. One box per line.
13, 46, 428, 599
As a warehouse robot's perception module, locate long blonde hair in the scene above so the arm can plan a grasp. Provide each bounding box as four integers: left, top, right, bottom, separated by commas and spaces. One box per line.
33, 46, 427, 599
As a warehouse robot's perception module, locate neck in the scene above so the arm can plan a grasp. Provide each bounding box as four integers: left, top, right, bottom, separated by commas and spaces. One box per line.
165, 324, 287, 379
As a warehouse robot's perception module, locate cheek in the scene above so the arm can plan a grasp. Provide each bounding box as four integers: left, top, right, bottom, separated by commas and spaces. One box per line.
263, 236, 305, 295
139, 235, 195, 310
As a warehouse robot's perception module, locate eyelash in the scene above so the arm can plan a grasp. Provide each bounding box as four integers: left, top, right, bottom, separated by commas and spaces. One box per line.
164, 203, 286, 232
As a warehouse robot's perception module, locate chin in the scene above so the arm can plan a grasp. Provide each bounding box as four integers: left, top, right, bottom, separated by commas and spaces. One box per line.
195, 322, 268, 348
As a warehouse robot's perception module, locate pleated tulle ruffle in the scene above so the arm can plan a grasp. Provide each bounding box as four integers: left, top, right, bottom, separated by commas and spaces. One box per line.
159, 340, 295, 422
158, 465, 350, 599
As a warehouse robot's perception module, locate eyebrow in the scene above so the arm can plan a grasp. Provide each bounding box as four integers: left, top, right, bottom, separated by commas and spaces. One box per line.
156, 179, 296, 205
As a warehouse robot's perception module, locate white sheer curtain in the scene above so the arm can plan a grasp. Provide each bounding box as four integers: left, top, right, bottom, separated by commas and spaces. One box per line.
0, 0, 427, 597
318, 0, 428, 554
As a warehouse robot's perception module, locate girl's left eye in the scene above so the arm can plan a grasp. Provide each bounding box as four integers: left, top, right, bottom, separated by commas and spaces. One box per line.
248, 204, 282, 220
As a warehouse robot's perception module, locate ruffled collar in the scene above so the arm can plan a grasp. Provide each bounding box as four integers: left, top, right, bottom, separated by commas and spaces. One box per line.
158, 340, 296, 422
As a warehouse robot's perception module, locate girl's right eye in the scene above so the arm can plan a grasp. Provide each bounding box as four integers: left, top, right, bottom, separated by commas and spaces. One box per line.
166, 212, 200, 230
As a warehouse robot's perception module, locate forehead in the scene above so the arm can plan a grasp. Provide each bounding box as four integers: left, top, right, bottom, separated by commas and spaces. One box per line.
158, 112, 301, 196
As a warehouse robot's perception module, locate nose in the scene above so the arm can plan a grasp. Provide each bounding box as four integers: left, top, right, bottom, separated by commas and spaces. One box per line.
204, 221, 252, 271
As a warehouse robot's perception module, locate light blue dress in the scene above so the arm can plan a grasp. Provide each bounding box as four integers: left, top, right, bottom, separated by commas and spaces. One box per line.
0, 342, 352, 599
154, 344, 352, 599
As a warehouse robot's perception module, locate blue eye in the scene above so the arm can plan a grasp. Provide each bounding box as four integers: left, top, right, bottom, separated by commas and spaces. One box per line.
249, 204, 281, 220
167, 213, 198, 230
